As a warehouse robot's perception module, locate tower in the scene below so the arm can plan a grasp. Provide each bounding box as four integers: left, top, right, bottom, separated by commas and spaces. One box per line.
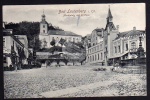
104, 6, 118, 66
107, 5, 113, 23
40, 10, 48, 34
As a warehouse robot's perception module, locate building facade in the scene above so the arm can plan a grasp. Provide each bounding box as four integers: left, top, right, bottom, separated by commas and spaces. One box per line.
39, 12, 82, 49
85, 7, 146, 66
3, 28, 32, 68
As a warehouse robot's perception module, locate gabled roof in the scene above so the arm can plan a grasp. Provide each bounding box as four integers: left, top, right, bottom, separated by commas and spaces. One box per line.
47, 30, 81, 36
114, 30, 145, 40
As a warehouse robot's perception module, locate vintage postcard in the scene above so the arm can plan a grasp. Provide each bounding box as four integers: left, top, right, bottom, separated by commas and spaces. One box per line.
3, 3, 146, 98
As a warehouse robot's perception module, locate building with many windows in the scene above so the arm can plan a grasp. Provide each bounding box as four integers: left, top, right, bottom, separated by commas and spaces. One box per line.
85, 7, 146, 66
39, 12, 82, 48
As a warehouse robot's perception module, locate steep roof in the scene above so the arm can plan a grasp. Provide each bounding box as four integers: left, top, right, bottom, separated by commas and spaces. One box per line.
107, 8, 113, 19
114, 30, 145, 40
47, 30, 81, 36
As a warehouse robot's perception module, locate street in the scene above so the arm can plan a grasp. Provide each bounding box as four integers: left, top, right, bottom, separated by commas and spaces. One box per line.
4, 66, 146, 98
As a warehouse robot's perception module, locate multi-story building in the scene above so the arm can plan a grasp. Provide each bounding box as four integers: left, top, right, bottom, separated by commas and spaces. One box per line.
110, 27, 146, 65
39, 12, 82, 48
85, 7, 146, 66
3, 26, 32, 68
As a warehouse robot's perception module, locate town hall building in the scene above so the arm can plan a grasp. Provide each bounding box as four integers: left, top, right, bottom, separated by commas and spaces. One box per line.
85, 7, 146, 66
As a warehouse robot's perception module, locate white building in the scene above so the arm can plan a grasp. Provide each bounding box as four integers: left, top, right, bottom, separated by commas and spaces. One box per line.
39, 12, 82, 48
3, 28, 31, 68
85, 7, 146, 66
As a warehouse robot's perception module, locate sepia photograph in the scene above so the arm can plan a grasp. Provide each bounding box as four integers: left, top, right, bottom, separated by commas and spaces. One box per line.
3, 3, 146, 98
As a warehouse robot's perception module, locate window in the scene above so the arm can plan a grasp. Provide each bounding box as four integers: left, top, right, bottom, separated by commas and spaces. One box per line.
93, 55, 94, 61
131, 42, 136, 49
98, 53, 99, 60
105, 47, 107, 52
43, 25, 45, 28
115, 46, 117, 53
118, 46, 120, 53
126, 44, 128, 51
95, 54, 97, 61
96, 37, 97, 40
43, 30, 45, 33
3, 38, 5, 47
90, 56, 91, 62
101, 53, 103, 60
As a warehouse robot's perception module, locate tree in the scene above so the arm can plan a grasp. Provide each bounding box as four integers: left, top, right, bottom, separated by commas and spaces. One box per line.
5, 21, 40, 48
59, 38, 66, 47
50, 38, 56, 47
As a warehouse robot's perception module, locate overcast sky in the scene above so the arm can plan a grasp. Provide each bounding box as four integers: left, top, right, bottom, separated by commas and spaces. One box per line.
3, 3, 145, 36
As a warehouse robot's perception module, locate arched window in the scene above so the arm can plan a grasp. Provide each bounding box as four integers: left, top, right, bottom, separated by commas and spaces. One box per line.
131, 42, 136, 49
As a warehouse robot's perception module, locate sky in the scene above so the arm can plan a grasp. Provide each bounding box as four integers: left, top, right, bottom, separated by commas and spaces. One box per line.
3, 3, 145, 36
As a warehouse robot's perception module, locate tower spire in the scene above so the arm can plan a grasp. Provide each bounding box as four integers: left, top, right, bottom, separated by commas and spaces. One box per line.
42, 9, 46, 21
107, 5, 113, 23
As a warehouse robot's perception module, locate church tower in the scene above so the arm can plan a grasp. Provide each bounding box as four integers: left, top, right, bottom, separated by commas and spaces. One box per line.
106, 6, 113, 23
40, 10, 48, 34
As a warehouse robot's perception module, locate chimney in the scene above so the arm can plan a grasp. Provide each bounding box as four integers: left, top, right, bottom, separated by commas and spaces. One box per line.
116, 25, 119, 31
133, 27, 136, 31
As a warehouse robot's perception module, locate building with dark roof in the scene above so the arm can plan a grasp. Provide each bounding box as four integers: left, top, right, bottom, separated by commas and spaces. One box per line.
85, 6, 146, 66
39, 12, 82, 48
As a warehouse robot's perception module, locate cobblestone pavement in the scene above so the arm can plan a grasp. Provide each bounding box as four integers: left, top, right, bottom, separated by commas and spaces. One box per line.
4, 66, 146, 98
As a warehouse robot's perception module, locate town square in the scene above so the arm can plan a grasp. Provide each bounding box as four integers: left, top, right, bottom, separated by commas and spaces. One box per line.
3, 3, 146, 98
